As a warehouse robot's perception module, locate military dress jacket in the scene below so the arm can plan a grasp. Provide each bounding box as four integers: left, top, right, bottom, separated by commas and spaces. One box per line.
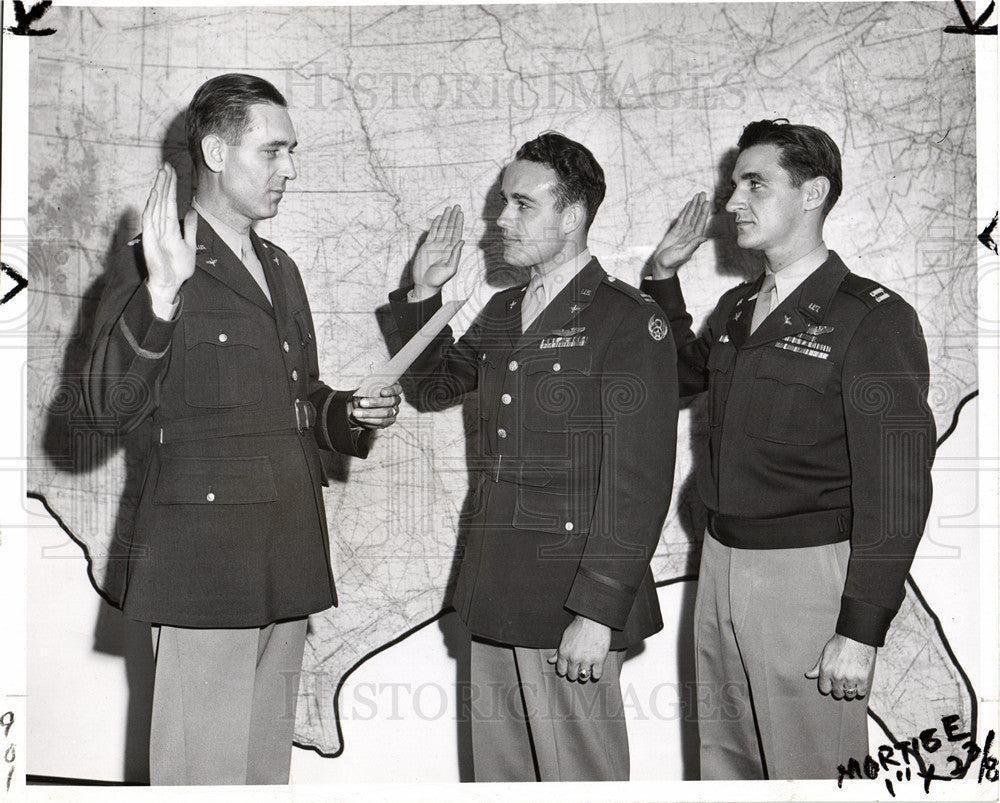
641, 252, 935, 647
83, 216, 372, 628
390, 258, 679, 650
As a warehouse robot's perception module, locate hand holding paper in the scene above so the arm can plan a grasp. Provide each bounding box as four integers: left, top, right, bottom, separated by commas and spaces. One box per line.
356, 299, 467, 398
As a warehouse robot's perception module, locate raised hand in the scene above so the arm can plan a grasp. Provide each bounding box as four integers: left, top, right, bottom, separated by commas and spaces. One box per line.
651, 191, 710, 279
141, 163, 198, 305
411, 205, 464, 300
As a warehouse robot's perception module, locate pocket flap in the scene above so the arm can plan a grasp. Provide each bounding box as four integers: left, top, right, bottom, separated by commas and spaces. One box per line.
184, 312, 260, 350
757, 348, 833, 390
153, 456, 278, 505
525, 348, 592, 375
512, 485, 595, 534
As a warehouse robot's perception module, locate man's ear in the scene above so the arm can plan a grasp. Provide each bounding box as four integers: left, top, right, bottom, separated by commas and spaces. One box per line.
562, 201, 586, 236
200, 134, 226, 174
803, 176, 830, 212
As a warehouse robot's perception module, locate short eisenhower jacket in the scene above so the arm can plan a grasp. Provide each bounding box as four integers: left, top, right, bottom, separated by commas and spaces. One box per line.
641, 252, 935, 647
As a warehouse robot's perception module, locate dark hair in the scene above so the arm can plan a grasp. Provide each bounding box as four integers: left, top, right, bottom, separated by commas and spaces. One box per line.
514, 132, 606, 230
737, 119, 842, 216
186, 74, 287, 175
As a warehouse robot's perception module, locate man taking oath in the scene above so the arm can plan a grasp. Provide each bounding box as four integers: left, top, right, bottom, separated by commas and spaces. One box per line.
84, 74, 401, 785
643, 119, 935, 779
389, 133, 679, 781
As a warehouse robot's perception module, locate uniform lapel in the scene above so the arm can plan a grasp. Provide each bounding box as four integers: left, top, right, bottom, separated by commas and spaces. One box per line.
195, 215, 274, 317
725, 282, 758, 350
742, 253, 848, 348
511, 257, 605, 353
250, 228, 287, 321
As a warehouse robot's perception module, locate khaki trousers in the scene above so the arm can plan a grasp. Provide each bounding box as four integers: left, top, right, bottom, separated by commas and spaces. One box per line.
149, 618, 307, 785
694, 533, 869, 779
470, 639, 629, 782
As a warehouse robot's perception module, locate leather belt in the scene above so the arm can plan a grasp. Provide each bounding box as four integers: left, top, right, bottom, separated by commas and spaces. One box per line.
157, 400, 317, 444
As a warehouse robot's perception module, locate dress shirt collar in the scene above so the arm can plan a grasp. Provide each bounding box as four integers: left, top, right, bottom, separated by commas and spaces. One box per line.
192, 199, 252, 262
530, 248, 592, 306
766, 242, 828, 307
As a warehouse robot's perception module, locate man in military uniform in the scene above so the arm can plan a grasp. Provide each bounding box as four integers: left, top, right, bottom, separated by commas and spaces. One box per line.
388, 133, 679, 781
641, 119, 935, 779
83, 74, 401, 785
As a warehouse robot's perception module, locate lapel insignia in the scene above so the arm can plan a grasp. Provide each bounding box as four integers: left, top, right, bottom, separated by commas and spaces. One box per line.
540, 335, 587, 349
870, 286, 890, 302
196, 244, 206, 252
808, 302, 821, 313
736, 297, 744, 306
273, 256, 280, 266
648, 315, 668, 341
805, 324, 834, 336
733, 310, 742, 321
783, 314, 793, 326
718, 333, 731, 343
581, 288, 592, 296
205, 257, 217, 267
509, 299, 519, 310
569, 303, 583, 314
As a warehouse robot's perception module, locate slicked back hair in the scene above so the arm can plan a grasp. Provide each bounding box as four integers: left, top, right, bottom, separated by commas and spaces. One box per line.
737, 119, 843, 216
186, 73, 288, 176
514, 132, 607, 230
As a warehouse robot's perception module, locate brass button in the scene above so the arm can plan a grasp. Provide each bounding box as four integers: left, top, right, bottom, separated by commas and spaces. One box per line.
501, 393, 512, 405
498, 428, 508, 439
206, 492, 216, 502
291, 369, 299, 381
218, 333, 228, 343
564, 521, 574, 531
508, 360, 519, 371
283, 341, 290, 352
553, 363, 561, 372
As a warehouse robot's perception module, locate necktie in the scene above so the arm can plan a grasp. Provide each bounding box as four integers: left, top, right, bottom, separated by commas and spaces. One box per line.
521, 274, 546, 333
241, 239, 272, 304
750, 272, 777, 334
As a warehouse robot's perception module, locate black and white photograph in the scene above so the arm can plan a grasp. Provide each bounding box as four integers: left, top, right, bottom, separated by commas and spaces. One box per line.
2, 0, 997, 799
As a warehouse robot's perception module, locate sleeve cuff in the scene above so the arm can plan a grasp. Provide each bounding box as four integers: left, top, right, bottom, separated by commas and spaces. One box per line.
120, 284, 181, 358
564, 567, 637, 631
835, 596, 897, 647
323, 389, 374, 458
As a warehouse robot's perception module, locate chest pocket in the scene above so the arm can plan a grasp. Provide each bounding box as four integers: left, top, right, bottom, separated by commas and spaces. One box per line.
183, 312, 263, 408
522, 349, 593, 432
744, 347, 834, 445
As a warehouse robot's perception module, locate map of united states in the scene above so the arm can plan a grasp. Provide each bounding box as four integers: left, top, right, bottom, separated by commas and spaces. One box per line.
27, 3, 978, 760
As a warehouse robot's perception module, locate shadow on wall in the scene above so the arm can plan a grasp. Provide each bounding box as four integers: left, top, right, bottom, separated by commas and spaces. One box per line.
35, 112, 212, 783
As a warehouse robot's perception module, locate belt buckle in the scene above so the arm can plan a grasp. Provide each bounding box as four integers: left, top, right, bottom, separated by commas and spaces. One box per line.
295, 399, 315, 432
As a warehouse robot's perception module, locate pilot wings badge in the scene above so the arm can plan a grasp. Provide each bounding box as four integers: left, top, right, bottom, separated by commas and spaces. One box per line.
805, 325, 835, 336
